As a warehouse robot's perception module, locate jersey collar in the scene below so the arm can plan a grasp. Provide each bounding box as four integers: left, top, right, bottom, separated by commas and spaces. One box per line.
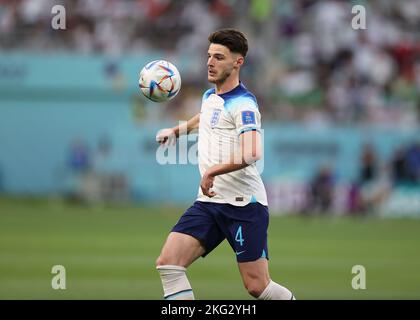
216, 82, 247, 100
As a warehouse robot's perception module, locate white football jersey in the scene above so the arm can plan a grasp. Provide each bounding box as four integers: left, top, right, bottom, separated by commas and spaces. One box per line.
196, 83, 268, 206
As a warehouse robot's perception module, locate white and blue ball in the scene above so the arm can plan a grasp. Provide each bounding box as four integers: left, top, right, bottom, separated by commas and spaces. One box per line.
138, 60, 181, 102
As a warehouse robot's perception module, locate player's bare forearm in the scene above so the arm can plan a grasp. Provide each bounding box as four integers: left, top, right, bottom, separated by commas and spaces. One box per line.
157, 113, 200, 145
172, 113, 200, 138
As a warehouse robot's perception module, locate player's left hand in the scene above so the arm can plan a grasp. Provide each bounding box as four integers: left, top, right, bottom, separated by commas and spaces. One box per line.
200, 172, 216, 197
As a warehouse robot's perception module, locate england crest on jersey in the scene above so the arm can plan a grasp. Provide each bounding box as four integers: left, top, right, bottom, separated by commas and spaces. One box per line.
210, 109, 221, 128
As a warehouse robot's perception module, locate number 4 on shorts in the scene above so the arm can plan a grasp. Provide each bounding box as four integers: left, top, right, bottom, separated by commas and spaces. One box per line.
235, 225, 244, 246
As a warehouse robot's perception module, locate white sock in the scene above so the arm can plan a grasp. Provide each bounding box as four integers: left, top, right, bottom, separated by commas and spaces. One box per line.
156, 265, 195, 300
258, 280, 295, 300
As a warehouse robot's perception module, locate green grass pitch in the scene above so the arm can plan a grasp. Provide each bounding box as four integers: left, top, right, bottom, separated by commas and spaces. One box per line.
1, 197, 420, 299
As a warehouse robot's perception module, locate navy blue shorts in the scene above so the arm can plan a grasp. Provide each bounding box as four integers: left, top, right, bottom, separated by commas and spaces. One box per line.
172, 201, 269, 263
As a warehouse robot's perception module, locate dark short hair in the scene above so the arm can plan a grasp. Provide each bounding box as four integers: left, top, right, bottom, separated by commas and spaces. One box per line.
208, 29, 248, 57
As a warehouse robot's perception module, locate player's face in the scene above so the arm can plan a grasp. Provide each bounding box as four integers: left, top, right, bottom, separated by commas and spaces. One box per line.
207, 43, 242, 84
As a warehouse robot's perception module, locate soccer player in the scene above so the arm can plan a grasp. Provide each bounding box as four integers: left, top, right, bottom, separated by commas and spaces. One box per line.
155, 29, 295, 300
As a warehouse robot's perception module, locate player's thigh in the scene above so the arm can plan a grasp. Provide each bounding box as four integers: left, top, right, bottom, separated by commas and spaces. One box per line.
238, 258, 270, 293
156, 231, 205, 268
221, 203, 269, 263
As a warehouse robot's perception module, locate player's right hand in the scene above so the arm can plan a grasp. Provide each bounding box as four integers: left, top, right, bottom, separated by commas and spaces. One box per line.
156, 128, 177, 145
200, 172, 216, 198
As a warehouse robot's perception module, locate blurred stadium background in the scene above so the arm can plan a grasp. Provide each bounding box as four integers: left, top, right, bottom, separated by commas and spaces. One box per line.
0, 0, 419, 299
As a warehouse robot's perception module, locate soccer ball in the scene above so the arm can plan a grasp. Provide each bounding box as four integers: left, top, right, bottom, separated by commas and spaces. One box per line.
138, 60, 181, 102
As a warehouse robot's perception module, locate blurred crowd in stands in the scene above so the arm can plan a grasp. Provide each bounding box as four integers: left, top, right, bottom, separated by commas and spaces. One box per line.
1, 0, 419, 125
303, 140, 420, 216
65, 136, 129, 204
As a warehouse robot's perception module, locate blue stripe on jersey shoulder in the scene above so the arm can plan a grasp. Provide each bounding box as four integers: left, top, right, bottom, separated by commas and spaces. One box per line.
202, 83, 258, 112
202, 88, 215, 101
221, 83, 259, 112
242, 91, 258, 106
224, 95, 259, 112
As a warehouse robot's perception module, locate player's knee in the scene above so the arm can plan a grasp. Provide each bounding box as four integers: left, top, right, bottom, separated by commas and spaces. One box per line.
244, 279, 267, 298
156, 255, 169, 268
156, 253, 182, 268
